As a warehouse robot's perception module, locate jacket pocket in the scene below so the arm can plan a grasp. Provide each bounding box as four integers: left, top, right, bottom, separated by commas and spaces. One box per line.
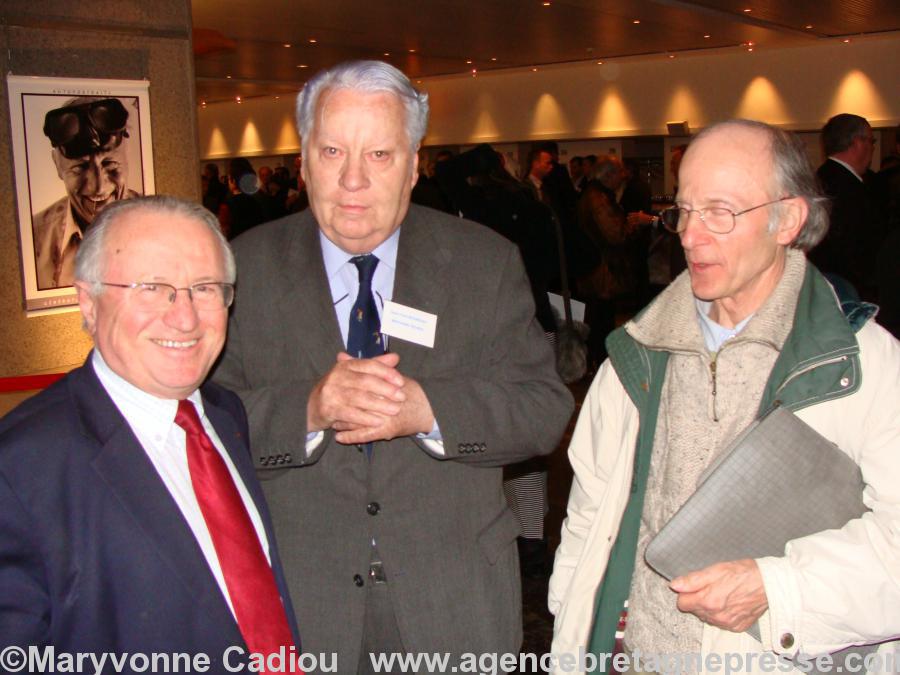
477, 508, 521, 565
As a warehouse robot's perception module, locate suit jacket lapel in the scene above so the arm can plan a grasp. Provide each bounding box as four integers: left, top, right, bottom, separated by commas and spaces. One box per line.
279, 213, 345, 372
390, 207, 453, 372
71, 361, 244, 641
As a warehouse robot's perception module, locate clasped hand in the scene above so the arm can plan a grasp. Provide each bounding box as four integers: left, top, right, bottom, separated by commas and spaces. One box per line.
306, 352, 435, 444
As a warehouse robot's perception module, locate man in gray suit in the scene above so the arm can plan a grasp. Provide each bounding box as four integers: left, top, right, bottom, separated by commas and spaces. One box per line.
213, 60, 574, 673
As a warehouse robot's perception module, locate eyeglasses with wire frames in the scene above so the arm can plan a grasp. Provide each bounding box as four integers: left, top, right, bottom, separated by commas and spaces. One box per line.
100, 282, 235, 311
659, 196, 795, 235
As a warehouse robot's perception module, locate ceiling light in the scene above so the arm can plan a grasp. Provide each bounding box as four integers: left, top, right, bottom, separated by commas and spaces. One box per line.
747, 41, 755, 46
597, 61, 603, 65
747, 47, 754, 52
668, 54, 675, 59
491, 57, 497, 61
236, 96, 242, 103
805, 24, 813, 29
466, 60, 473, 64
283, 43, 291, 48
532, 67, 538, 72
408, 48, 416, 53
226, 75, 232, 79
308, 38, 317, 44
743, 8, 752, 12
704, 34, 711, 38
843, 38, 851, 43
201, 101, 207, 106
633, 19, 641, 24
543, 1, 551, 5
384, 52, 390, 56
297, 64, 308, 68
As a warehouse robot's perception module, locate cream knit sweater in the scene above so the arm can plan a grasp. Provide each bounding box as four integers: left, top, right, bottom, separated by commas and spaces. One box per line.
622, 249, 806, 661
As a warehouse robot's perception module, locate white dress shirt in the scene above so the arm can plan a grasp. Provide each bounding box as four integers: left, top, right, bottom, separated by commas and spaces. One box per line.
92, 350, 271, 619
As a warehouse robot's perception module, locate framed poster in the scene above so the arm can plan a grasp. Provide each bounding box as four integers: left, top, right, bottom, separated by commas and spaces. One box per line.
7, 76, 155, 314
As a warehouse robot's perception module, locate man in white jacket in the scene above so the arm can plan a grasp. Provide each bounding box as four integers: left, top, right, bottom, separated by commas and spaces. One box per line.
549, 119, 900, 675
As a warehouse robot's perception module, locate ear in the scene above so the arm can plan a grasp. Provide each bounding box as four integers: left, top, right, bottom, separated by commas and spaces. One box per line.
410, 148, 420, 189
75, 281, 99, 336
300, 153, 309, 185
774, 197, 808, 246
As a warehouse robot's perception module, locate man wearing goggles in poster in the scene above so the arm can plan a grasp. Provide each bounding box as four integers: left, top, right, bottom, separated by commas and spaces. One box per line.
33, 96, 141, 289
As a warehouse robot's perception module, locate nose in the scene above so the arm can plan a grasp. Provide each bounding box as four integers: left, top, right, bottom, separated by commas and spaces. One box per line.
80, 156, 113, 196
339, 155, 370, 192
162, 289, 200, 332
678, 210, 709, 251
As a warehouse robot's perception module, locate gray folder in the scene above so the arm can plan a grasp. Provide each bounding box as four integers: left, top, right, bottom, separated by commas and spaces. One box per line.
645, 404, 878, 669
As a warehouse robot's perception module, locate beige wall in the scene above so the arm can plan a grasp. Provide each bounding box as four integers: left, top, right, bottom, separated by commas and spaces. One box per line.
0, 1, 199, 380
198, 33, 900, 158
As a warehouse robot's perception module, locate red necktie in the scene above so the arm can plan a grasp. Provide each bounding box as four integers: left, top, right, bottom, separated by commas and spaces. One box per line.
175, 400, 296, 670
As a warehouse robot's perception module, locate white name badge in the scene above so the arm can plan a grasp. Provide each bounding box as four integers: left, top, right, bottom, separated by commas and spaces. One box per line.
381, 300, 437, 349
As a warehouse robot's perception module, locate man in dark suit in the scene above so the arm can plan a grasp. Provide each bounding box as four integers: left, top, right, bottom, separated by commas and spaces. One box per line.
810, 113, 884, 298
213, 60, 573, 673
0, 197, 299, 671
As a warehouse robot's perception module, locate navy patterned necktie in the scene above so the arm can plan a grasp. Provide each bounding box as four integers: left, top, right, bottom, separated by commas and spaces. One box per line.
347, 254, 384, 359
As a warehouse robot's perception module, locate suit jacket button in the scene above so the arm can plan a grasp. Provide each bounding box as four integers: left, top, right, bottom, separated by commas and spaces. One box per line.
353, 574, 364, 587
259, 456, 269, 466
366, 502, 381, 516
285, 453, 293, 463
479, 443, 486, 452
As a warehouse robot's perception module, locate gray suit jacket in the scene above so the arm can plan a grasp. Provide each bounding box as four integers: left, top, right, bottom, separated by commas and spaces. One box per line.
213, 204, 573, 668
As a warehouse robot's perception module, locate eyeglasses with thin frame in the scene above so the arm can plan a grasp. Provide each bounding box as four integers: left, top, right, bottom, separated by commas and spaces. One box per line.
100, 282, 235, 311
659, 196, 795, 235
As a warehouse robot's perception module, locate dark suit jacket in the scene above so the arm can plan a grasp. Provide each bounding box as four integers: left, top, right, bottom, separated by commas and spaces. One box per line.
0, 357, 298, 667
811, 158, 885, 297
213, 205, 574, 668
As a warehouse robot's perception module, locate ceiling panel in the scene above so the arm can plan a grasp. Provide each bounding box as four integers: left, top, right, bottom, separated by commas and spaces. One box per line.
191, 0, 900, 104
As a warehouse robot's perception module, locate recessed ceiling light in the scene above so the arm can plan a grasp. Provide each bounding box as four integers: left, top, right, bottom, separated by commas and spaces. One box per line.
747, 47, 754, 52
597, 61, 604, 65
471, 69, 477, 74
543, 1, 551, 5
408, 48, 416, 53
236, 96, 242, 102
283, 43, 291, 48
226, 75, 232, 79
532, 67, 538, 72
466, 60, 473, 64
633, 19, 641, 24
747, 41, 755, 46
743, 8, 752, 12
416, 80, 422, 83
201, 101, 207, 106
843, 38, 851, 43
308, 38, 317, 44
384, 52, 390, 56
297, 64, 308, 68
668, 54, 675, 59
805, 24, 813, 29
704, 34, 711, 38
491, 57, 497, 61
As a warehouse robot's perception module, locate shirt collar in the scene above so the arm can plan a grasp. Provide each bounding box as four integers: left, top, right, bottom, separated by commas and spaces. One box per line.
694, 298, 754, 352
319, 227, 400, 281
827, 156, 864, 182
91, 349, 203, 424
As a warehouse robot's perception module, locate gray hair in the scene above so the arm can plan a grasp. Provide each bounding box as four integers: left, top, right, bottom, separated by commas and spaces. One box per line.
296, 60, 429, 154
821, 113, 870, 156
591, 155, 623, 186
691, 119, 829, 251
74, 195, 236, 293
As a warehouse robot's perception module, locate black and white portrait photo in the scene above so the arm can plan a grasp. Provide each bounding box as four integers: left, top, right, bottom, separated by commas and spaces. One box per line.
7, 76, 155, 313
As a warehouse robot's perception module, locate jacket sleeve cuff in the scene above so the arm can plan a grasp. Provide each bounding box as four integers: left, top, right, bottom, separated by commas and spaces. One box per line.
756, 555, 803, 656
